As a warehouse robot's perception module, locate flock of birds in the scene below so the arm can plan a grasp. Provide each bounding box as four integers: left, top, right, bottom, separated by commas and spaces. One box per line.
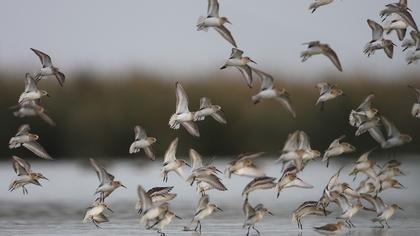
5, 0, 420, 235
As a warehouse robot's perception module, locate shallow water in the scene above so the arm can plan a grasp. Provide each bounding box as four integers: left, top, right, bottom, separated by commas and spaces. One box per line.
0, 156, 419, 235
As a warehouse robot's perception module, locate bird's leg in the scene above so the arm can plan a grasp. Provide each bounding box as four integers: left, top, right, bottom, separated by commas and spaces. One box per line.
199, 221, 202, 233
326, 159, 330, 168
23, 186, 28, 195
93, 220, 102, 229
349, 220, 355, 228
379, 221, 385, 228
194, 221, 199, 232
253, 226, 260, 235
246, 226, 251, 236
385, 221, 391, 228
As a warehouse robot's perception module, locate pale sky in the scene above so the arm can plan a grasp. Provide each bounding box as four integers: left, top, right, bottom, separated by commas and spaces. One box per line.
0, 0, 419, 79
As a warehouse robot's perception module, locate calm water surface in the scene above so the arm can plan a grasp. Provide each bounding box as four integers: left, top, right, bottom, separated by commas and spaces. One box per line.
0, 156, 419, 235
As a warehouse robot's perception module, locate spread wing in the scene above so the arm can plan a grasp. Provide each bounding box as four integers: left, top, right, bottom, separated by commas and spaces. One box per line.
138, 185, 153, 211
367, 19, 384, 41
252, 68, 274, 91
181, 121, 200, 137
275, 92, 296, 118
89, 158, 114, 185
12, 156, 31, 175
175, 82, 189, 114
236, 65, 253, 88
16, 124, 31, 136
164, 138, 178, 163
322, 45, 342, 72
283, 131, 300, 152
316, 82, 331, 95
328, 135, 346, 149
30, 48, 52, 67
214, 26, 237, 48
199, 97, 212, 109
196, 194, 209, 213
190, 148, 203, 170
24, 73, 38, 92
134, 125, 147, 141
207, 0, 219, 17
380, 116, 400, 138
357, 94, 375, 111
22, 141, 53, 160
243, 199, 255, 218
230, 48, 244, 59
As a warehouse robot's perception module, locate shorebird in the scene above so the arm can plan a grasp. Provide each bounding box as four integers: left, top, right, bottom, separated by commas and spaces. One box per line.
383, 15, 410, 41
379, 3, 418, 32
356, 178, 377, 195
251, 68, 296, 118
314, 221, 347, 234
243, 199, 273, 236
292, 201, 331, 230
315, 82, 343, 110
193, 97, 227, 124
361, 194, 403, 228
9, 156, 48, 194
136, 186, 177, 215
18, 73, 49, 104
90, 158, 126, 202
318, 167, 344, 208
184, 194, 222, 233
322, 135, 356, 167
308, 0, 334, 13
168, 82, 200, 137
186, 149, 226, 195
242, 176, 276, 199
329, 191, 363, 228
364, 19, 395, 59
224, 152, 265, 178
276, 172, 313, 198
301, 41, 343, 72
197, 0, 237, 47
161, 138, 190, 182
379, 116, 412, 149
129, 125, 157, 160
277, 131, 321, 171
148, 210, 181, 236
12, 100, 56, 126
402, 30, 420, 51
8, 124, 52, 160
30, 48, 65, 86
408, 85, 420, 118
406, 50, 420, 64
349, 148, 378, 181
83, 202, 113, 228
137, 185, 170, 228
379, 178, 405, 192
220, 48, 257, 88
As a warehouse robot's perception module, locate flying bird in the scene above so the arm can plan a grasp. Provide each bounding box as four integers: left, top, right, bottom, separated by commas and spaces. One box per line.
301, 41, 342, 71
197, 0, 237, 47
220, 48, 257, 88
31, 48, 65, 86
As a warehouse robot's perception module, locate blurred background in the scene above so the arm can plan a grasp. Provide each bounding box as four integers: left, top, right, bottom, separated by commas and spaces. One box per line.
0, 0, 419, 159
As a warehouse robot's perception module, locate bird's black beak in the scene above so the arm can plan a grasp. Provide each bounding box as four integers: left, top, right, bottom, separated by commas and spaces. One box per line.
216, 207, 223, 212
121, 184, 127, 189
268, 211, 274, 216
175, 215, 182, 219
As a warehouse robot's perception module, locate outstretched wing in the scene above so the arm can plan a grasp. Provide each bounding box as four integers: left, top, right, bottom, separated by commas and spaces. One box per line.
175, 82, 189, 114
134, 125, 147, 141
164, 138, 179, 163
367, 19, 384, 41
30, 48, 52, 67
322, 45, 342, 72
207, 0, 219, 17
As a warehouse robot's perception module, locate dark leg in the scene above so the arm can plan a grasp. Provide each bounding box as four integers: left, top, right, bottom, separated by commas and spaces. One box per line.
385, 221, 391, 228
199, 221, 202, 233
252, 226, 260, 235
93, 220, 102, 229
247, 226, 251, 236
